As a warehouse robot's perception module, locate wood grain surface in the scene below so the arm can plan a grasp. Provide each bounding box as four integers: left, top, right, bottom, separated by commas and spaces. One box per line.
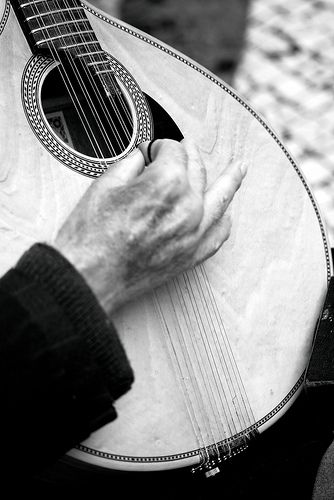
0, 0, 330, 472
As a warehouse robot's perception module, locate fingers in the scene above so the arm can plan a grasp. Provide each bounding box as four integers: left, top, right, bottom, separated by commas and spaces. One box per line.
139, 139, 207, 196
182, 139, 207, 197
139, 139, 181, 168
138, 139, 166, 166
102, 148, 146, 187
193, 214, 232, 265
138, 140, 157, 165
200, 159, 245, 234
190, 159, 246, 264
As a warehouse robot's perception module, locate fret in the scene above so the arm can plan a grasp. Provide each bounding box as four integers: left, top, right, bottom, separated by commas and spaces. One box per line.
19, 0, 79, 8
11, 0, 104, 58
22, 4, 83, 18
94, 69, 115, 75
19, 0, 46, 7
86, 59, 109, 67
25, 7, 82, 21
18, 0, 84, 23
35, 30, 94, 47
76, 50, 106, 58
32, 23, 94, 41
30, 19, 89, 34
58, 40, 100, 50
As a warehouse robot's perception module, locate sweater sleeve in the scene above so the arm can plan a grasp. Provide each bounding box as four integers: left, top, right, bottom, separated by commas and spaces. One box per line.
0, 243, 134, 475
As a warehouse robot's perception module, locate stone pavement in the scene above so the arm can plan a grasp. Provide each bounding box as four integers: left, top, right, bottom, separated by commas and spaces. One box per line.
234, 0, 334, 247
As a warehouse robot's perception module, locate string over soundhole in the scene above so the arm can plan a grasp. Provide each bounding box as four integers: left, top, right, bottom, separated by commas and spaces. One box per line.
41, 53, 134, 159
11, 0, 140, 162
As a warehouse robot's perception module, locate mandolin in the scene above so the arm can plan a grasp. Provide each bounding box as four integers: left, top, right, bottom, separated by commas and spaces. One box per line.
0, 0, 332, 477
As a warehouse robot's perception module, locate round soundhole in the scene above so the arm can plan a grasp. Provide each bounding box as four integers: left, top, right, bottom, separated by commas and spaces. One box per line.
22, 54, 181, 176
41, 61, 134, 159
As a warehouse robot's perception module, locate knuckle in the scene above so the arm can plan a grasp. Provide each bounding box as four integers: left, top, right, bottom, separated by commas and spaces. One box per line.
172, 167, 187, 191
191, 205, 204, 230
218, 193, 230, 213
173, 194, 204, 237
161, 162, 188, 196
160, 138, 185, 160
184, 191, 204, 224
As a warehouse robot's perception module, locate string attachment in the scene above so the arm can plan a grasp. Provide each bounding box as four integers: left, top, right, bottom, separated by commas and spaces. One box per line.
191, 430, 259, 479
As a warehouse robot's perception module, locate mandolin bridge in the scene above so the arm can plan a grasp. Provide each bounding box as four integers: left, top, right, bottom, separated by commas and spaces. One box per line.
191, 430, 259, 479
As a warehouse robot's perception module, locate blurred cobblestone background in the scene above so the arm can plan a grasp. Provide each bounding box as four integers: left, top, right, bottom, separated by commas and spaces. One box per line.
89, 0, 334, 246
234, 0, 334, 246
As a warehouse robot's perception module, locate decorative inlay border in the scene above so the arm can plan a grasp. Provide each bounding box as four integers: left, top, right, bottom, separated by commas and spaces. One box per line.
76, 375, 303, 464
21, 53, 152, 177
0, 0, 10, 36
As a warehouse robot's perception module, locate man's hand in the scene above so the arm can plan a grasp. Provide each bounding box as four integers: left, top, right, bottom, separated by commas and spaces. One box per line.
54, 139, 246, 314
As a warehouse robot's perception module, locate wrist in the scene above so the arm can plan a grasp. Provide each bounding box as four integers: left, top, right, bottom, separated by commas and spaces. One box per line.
53, 237, 122, 315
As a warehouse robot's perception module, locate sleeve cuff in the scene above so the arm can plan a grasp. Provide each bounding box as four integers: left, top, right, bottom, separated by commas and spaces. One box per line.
16, 243, 134, 400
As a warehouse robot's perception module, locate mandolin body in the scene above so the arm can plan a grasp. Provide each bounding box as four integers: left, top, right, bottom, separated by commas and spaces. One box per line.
0, 0, 331, 472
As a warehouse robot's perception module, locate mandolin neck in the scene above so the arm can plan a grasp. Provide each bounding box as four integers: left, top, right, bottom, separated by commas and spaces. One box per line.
10, 0, 102, 58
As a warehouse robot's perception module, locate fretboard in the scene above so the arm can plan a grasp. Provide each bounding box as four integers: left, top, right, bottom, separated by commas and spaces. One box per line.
11, 0, 103, 57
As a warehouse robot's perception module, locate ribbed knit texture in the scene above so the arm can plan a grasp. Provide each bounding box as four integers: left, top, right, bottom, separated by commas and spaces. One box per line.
313, 439, 334, 500
16, 243, 134, 399
0, 243, 134, 477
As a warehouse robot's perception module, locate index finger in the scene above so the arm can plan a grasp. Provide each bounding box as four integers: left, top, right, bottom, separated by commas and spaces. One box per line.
200, 159, 246, 232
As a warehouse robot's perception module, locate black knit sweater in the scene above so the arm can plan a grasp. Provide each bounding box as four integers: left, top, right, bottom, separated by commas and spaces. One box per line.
0, 243, 133, 478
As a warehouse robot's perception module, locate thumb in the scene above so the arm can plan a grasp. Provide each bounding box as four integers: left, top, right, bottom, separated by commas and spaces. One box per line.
138, 140, 158, 166
103, 148, 146, 187
138, 139, 180, 166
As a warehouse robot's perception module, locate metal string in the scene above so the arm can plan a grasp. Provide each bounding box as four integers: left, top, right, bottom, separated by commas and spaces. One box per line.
155, 279, 223, 462
190, 266, 249, 429
61, 0, 133, 147
154, 263, 255, 455
24, 0, 254, 457
200, 264, 255, 425
51, 0, 123, 155
179, 272, 238, 442
28, 0, 132, 158
27, 0, 103, 157
172, 277, 225, 458
182, 270, 240, 435
153, 290, 212, 464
